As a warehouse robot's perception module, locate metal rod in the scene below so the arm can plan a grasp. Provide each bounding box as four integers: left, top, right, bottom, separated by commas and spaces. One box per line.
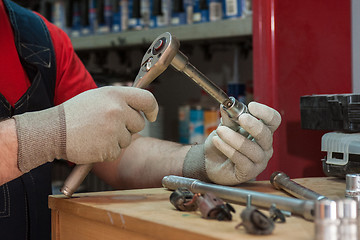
162, 175, 315, 221
171, 51, 232, 108
270, 171, 327, 201
61, 163, 93, 197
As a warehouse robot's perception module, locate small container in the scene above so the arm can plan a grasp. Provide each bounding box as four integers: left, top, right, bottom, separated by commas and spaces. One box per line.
315, 199, 339, 240
204, 107, 219, 136
337, 199, 358, 240
346, 174, 360, 201
179, 105, 191, 144
193, 0, 209, 24
209, 0, 222, 22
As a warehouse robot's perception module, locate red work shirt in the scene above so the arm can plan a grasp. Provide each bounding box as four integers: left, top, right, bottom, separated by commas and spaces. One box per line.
0, 0, 97, 107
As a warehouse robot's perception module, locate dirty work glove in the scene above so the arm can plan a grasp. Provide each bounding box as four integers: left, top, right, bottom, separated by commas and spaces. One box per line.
183, 102, 281, 185
13, 86, 158, 173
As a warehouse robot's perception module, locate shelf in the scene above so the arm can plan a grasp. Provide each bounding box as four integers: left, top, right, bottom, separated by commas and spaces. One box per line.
71, 16, 252, 51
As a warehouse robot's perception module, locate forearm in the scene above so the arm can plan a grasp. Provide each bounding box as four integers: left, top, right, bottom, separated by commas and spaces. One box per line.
0, 118, 22, 185
93, 134, 191, 190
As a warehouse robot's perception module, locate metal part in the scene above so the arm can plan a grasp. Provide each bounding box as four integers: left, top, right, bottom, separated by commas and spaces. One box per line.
270, 171, 327, 201
337, 199, 358, 240
196, 192, 235, 221
169, 187, 198, 211
315, 199, 339, 240
269, 204, 286, 223
162, 175, 316, 221
237, 195, 275, 235
345, 173, 360, 200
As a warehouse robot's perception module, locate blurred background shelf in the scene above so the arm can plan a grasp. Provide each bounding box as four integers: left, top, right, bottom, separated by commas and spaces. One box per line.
71, 16, 252, 50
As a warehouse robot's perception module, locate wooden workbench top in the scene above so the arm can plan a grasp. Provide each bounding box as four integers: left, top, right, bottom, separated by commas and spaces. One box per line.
49, 177, 346, 240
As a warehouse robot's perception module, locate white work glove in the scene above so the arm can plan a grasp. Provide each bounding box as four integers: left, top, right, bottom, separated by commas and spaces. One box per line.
13, 86, 158, 173
183, 102, 281, 185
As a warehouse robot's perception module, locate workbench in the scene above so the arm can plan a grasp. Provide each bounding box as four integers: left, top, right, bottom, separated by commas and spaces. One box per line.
49, 177, 346, 240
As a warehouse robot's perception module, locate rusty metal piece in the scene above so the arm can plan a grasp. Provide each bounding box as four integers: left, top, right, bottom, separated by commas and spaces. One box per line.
169, 187, 198, 211
236, 195, 275, 235
269, 204, 286, 223
162, 175, 315, 221
196, 192, 235, 221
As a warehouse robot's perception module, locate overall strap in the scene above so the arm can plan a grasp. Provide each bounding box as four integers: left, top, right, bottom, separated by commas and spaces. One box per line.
3, 0, 56, 106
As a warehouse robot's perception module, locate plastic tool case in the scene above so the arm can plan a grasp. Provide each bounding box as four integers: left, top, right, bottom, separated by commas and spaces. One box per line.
300, 94, 360, 177
300, 94, 360, 132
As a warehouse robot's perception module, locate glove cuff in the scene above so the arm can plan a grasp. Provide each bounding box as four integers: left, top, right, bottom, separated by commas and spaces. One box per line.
13, 105, 67, 173
183, 144, 211, 182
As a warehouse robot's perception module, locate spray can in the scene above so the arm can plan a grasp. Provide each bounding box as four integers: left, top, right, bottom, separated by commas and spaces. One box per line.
204, 107, 219, 136
209, 0, 222, 22
179, 105, 190, 144
96, 0, 112, 34
104, 0, 113, 32
222, 0, 242, 19
152, 0, 172, 28
227, 45, 246, 104
121, 0, 129, 31
171, 0, 186, 26
112, 0, 121, 32
193, 0, 209, 24
189, 105, 205, 144
88, 0, 98, 34
71, 1, 82, 37
184, 0, 194, 24
52, 0, 68, 32
140, 0, 151, 29
80, 0, 91, 35
242, 0, 252, 16
128, 0, 142, 29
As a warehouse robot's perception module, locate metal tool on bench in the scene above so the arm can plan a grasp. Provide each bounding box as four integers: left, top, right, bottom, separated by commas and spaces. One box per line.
270, 171, 327, 201
237, 195, 275, 235
61, 32, 249, 197
162, 175, 316, 221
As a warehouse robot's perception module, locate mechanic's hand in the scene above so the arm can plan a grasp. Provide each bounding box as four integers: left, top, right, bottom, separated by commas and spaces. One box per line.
13, 86, 158, 172
183, 102, 281, 185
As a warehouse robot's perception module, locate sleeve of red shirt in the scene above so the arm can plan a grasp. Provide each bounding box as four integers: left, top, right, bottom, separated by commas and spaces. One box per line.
36, 13, 98, 105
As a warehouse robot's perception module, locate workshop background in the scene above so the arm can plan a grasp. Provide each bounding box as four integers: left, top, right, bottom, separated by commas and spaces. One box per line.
14, 0, 358, 192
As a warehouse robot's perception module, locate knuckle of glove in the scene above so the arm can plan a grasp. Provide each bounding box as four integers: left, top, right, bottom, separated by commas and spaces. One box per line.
248, 101, 282, 132
235, 167, 253, 183
118, 130, 132, 149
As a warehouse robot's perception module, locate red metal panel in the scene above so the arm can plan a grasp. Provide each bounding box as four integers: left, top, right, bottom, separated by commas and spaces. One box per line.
253, 0, 352, 180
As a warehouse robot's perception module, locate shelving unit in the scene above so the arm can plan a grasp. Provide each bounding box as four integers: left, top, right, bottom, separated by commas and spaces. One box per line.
71, 16, 252, 50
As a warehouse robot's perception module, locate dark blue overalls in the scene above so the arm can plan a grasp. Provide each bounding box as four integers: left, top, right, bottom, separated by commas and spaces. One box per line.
0, 0, 57, 239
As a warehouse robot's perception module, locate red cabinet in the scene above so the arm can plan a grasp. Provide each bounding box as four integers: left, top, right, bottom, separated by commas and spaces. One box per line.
252, 0, 352, 179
